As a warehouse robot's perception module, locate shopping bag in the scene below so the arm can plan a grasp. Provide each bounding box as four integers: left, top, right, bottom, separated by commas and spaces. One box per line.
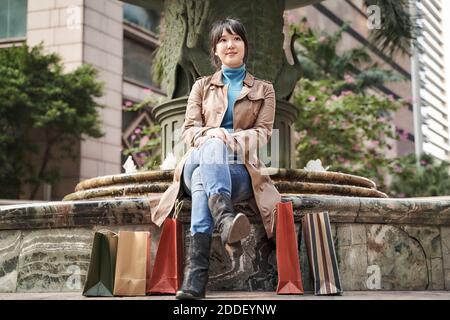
113, 231, 151, 296
276, 201, 304, 294
82, 229, 118, 297
147, 199, 184, 294
302, 212, 343, 295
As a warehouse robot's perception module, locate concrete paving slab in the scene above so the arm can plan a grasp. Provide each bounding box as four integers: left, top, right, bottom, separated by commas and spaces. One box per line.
0, 291, 449, 300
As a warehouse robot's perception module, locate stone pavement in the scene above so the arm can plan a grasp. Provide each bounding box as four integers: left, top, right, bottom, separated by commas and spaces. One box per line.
0, 291, 450, 300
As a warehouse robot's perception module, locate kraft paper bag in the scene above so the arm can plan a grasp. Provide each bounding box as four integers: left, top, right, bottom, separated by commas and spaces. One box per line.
275, 201, 304, 294
82, 229, 118, 297
113, 231, 151, 296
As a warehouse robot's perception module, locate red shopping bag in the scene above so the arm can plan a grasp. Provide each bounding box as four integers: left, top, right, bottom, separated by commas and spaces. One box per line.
147, 200, 184, 294
276, 201, 304, 294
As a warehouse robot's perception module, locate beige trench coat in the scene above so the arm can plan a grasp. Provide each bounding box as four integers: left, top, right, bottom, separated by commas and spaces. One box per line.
152, 70, 281, 238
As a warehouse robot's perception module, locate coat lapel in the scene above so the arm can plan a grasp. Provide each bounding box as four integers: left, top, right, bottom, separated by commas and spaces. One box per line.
236, 71, 255, 101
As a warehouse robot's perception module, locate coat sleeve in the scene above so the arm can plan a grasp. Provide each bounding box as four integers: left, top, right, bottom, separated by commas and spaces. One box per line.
231, 83, 276, 163
181, 79, 214, 147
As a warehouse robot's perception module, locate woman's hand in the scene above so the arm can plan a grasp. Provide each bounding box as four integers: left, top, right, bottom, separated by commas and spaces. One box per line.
194, 135, 210, 148
205, 128, 230, 144
194, 128, 236, 149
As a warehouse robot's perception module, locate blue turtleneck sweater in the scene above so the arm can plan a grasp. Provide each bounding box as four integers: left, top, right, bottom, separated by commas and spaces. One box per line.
220, 64, 246, 131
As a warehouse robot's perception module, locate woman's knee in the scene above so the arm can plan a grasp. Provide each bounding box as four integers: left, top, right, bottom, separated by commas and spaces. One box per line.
201, 137, 226, 151
200, 138, 227, 163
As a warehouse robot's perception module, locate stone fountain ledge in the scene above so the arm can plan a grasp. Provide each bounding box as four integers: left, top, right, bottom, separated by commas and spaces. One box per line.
1, 195, 450, 230
74, 169, 377, 191
64, 169, 386, 201
1, 195, 450, 293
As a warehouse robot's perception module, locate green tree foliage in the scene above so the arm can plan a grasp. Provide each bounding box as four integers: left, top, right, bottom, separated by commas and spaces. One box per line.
291, 20, 406, 191
291, 18, 449, 197
0, 44, 104, 199
389, 153, 450, 198
293, 78, 404, 190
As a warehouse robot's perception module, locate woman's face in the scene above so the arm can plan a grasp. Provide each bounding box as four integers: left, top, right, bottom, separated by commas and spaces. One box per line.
215, 29, 245, 68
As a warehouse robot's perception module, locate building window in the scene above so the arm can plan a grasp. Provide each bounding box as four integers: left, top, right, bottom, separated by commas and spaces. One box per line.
0, 0, 27, 40
123, 37, 156, 87
123, 3, 160, 36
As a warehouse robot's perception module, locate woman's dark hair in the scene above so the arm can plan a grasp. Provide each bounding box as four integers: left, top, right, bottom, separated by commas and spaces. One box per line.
209, 18, 249, 69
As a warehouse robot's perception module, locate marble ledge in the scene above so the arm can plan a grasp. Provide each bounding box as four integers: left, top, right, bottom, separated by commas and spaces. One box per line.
1, 194, 450, 231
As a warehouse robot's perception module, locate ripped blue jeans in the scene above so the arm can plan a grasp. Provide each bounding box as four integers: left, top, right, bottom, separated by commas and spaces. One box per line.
182, 138, 253, 235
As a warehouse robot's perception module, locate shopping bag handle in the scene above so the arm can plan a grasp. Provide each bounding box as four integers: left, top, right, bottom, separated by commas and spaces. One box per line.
173, 199, 183, 220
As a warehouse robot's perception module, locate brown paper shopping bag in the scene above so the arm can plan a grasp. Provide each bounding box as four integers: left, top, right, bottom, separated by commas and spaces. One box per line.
113, 231, 151, 296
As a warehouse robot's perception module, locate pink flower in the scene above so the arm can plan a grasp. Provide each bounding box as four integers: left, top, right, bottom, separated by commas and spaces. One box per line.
310, 139, 319, 145
131, 134, 136, 141
331, 95, 339, 101
420, 160, 427, 166
400, 132, 409, 140
368, 140, 379, 149
308, 96, 316, 102
287, 13, 297, 24
344, 74, 355, 84
124, 101, 133, 107
139, 135, 150, 148
318, 36, 328, 44
341, 90, 353, 96
394, 165, 402, 173
134, 127, 142, 134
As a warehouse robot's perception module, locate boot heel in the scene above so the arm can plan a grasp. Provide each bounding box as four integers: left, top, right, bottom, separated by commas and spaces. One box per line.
176, 290, 204, 300
227, 213, 250, 244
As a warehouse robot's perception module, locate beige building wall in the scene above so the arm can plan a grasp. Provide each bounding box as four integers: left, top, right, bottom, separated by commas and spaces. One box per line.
25, 0, 124, 199
81, 0, 123, 180
26, 0, 85, 200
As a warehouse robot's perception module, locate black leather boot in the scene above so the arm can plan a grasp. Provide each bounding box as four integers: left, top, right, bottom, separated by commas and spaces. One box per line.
176, 232, 212, 300
208, 192, 250, 245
